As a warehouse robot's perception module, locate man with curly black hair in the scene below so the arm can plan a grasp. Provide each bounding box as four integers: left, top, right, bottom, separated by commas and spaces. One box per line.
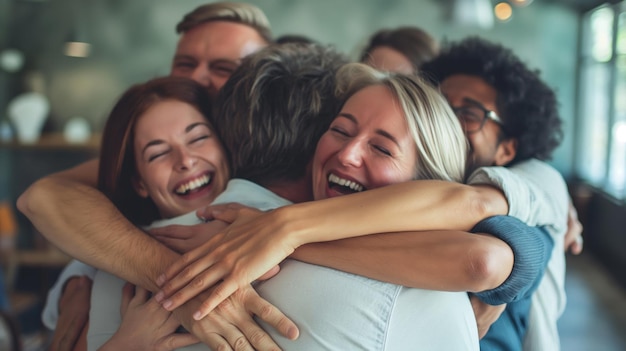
422, 37, 570, 351
422, 36, 563, 172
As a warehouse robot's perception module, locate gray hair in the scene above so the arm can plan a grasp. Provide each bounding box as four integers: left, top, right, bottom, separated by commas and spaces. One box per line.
214, 43, 348, 185
176, 2, 272, 43
335, 63, 467, 182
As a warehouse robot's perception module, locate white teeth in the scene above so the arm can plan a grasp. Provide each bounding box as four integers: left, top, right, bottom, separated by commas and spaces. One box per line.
328, 173, 364, 192
175, 174, 211, 195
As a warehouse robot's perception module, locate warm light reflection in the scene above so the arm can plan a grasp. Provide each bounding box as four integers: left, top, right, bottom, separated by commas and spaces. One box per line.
510, 0, 533, 7
64, 42, 91, 58
495, 2, 513, 22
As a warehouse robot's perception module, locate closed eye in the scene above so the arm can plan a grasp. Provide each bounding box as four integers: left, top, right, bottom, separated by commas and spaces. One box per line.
330, 127, 349, 137
190, 135, 209, 144
373, 145, 392, 156
148, 150, 169, 162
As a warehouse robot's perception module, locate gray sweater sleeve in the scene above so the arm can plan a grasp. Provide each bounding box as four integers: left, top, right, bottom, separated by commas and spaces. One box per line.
471, 215, 554, 305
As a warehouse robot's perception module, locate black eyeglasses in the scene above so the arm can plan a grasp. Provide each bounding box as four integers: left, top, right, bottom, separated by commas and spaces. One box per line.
451, 100, 504, 134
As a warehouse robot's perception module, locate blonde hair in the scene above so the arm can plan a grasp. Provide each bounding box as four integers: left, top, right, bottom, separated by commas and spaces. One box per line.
335, 63, 467, 182
176, 2, 272, 43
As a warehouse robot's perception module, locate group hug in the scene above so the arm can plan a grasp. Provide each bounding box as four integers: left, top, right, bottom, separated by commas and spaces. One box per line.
16, 2, 583, 350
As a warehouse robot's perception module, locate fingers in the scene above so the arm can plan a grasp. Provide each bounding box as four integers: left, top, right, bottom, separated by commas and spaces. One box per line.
257, 265, 281, 281
210, 208, 242, 224
246, 294, 299, 340
570, 236, 584, 255
149, 224, 193, 239
133, 285, 151, 302
157, 237, 220, 287
49, 312, 89, 351
200, 334, 234, 351
182, 314, 252, 351
197, 203, 243, 221
193, 280, 241, 320
120, 283, 135, 316
161, 333, 201, 350
157, 259, 223, 311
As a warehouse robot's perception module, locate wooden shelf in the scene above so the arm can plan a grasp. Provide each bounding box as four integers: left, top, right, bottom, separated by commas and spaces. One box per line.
0, 132, 101, 151
14, 248, 72, 267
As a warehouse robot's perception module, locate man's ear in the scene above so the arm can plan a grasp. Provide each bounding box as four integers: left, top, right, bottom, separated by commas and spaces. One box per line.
494, 138, 517, 166
132, 177, 149, 198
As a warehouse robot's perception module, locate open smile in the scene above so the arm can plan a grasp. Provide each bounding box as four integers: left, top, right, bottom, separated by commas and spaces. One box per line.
327, 173, 365, 194
174, 173, 212, 195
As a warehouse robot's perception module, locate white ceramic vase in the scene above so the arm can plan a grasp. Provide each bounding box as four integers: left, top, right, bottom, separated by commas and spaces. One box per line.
7, 92, 50, 144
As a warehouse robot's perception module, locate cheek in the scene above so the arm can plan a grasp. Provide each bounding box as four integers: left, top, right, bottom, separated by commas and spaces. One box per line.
140, 163, 171, 196
368, 157, 417, 187
313, 134, 338, 170
203, 142, 228, 168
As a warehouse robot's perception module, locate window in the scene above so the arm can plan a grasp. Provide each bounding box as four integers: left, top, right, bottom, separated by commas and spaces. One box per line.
578, 3, 626, 198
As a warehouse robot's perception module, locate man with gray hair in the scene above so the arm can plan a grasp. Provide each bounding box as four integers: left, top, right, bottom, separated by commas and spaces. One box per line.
170, 2, 272, 99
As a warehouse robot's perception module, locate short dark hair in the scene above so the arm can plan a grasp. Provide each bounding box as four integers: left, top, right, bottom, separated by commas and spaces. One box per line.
421, 36, 563, 164
360, 26, 439, 73
176, 2, 272, 43
275, 34, 318, 45
98, 77, 217, 225
214, 43, 348, 186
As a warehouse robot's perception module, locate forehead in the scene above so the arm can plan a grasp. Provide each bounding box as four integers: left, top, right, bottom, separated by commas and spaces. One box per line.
135, 100, 206, 138
440, 74, 498, 110
342, 85, 407, 127
174, 20, 267, 62
367, 46, 414, 75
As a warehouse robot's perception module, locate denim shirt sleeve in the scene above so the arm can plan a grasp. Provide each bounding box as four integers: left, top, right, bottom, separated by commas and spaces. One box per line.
470, 215, 554, 305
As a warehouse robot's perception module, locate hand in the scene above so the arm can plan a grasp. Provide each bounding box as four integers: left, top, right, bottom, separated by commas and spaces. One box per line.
100, 283, 199, 351
173, 285, 299, 351
470, 295, 506, 339
150, 220, 229, 254
564, 201, 583, 255
195, 202, 253, 221
49, 276, 92, 351
156, 207, 297, 320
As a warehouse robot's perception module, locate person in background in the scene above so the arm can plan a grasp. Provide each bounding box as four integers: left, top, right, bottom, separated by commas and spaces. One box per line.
170, 2, 271, 99
421, 36, 576, 350
275, 34, 318, 45
27, 2, 278, 351
360, 26, 438, 75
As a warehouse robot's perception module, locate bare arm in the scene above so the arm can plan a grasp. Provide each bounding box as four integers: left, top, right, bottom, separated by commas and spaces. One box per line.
270, 181, 508, 244
17, 159, 174, 290
156, 182, 508, 317
17, 160, 298, 349
293, 230, 513, 293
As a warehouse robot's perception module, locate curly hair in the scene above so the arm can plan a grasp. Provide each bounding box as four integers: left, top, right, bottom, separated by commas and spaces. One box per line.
421, 36, 563, 164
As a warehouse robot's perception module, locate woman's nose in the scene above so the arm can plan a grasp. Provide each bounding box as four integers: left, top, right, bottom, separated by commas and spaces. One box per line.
175, 148, 197, 171
336, 140, 364, 168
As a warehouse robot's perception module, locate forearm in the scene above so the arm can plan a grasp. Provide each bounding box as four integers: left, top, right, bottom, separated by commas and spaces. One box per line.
17, 170, 177, 291
292, 230, 513, 292
275, 180, 508, 246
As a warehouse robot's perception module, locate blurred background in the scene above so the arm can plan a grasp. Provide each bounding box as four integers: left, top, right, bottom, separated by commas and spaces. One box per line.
0, 0, 625, 350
